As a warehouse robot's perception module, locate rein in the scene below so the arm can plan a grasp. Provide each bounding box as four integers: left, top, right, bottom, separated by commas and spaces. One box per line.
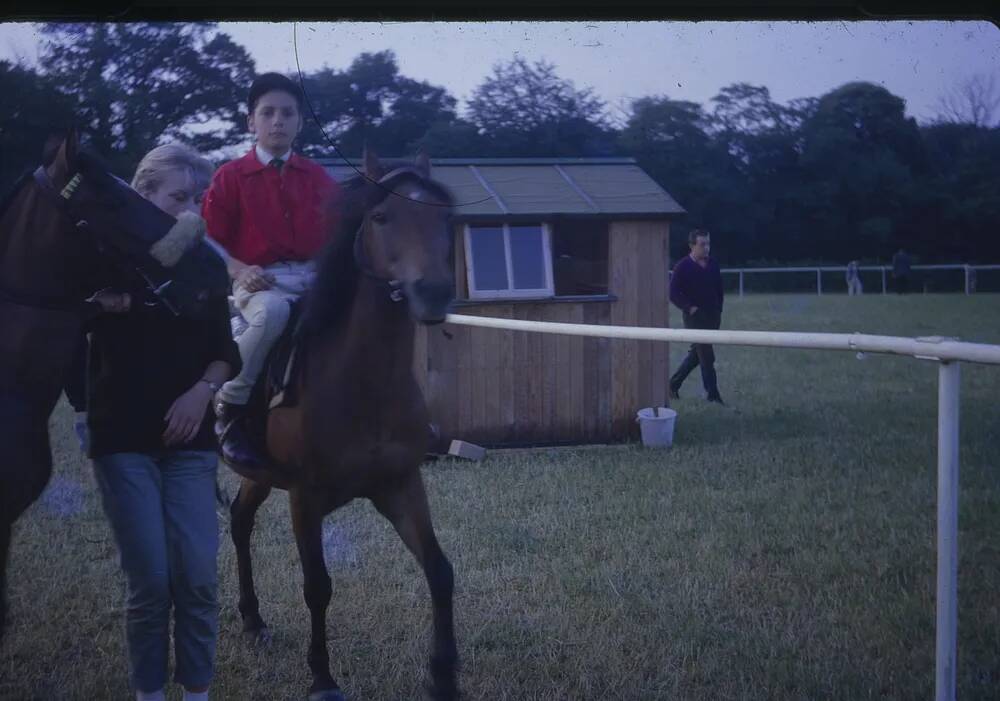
0, 283, 99, 316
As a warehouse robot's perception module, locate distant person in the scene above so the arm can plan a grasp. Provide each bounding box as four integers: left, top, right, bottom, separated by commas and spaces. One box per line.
846, 260, 863, 296
668, 229, 725, 405
892, 248, 912, 294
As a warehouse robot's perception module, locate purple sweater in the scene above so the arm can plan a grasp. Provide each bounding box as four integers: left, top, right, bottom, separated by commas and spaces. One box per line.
669, 255, 724, 315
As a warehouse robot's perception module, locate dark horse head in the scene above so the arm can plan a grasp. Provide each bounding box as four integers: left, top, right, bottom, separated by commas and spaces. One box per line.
0, 128, 229, 322
0, 128, 229, 645
304, 148, 455, 338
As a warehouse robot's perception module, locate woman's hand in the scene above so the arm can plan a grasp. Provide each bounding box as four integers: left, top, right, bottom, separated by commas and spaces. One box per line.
235, 265, 275, 293
162, 382, 215, 446
88, 289, 131, 314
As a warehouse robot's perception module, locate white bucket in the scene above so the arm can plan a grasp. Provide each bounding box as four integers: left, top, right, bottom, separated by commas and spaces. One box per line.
636, 407, 677, 447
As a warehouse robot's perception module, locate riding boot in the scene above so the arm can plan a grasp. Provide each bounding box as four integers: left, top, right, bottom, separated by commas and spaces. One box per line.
214, 400, 265, 468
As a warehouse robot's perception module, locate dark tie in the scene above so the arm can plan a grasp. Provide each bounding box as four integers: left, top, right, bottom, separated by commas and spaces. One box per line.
269, 157, 284, 170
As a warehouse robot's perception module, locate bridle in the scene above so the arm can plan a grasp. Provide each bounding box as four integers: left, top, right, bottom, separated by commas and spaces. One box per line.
353, 223, 405, 303
351, 166, 450, 304
32, 166, 86, 217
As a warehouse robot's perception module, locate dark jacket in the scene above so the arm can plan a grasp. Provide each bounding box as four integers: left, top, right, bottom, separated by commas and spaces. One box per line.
86, 272, 240, 458
670, 255, 724, 317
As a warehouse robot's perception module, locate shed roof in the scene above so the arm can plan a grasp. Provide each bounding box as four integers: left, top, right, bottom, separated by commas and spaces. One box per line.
317, 157, 685, 218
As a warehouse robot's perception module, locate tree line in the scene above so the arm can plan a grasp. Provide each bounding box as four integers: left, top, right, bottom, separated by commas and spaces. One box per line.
3, 22, 998, 266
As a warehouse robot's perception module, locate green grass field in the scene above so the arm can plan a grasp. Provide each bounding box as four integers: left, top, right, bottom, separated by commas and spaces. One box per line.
2, 293, 999, 700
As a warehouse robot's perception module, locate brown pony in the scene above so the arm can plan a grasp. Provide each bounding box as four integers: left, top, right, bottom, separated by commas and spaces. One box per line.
0, 129, 229, 643
226, 150, 459, 701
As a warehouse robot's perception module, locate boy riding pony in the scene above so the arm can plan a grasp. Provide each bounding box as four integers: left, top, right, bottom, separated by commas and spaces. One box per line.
202, 73, 340, 467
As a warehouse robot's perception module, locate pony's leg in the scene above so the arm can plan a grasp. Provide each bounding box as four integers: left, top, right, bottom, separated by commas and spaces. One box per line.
0, 406, 54, 644
0, 517, 10, 641
289, 487, 345, 701
229, 477, 272, 642
373, 473, 459, 701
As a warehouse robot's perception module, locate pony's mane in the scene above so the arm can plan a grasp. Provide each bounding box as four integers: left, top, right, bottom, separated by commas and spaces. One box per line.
299, 165, 452, 339
299, 174, 367, 339
0, 170, 34, 221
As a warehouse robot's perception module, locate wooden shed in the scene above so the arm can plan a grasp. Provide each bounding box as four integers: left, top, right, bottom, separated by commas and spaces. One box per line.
320, 157, 685, 446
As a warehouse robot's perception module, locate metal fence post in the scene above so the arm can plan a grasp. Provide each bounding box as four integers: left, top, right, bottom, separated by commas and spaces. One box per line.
882, 267, 887, 294
964, 266, 970, 295
739, 271, 744, 297
816, 269, 822, 295
936, 361, 960, 701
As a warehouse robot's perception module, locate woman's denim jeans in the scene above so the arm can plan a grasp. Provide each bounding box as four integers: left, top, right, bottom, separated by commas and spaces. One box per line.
93, 450, 219, 693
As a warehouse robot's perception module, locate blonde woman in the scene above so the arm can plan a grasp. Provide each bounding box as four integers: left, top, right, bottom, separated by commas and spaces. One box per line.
87, 143, 240, 701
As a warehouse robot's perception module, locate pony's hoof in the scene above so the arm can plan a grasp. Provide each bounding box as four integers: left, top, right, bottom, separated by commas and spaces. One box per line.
307, 689, 346, 701
425, 680, 460, 701
242, 625, 272, 648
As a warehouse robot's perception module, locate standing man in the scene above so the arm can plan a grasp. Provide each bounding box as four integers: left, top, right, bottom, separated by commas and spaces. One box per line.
846, 260, 863, 296
891, 248, 912, 294
668, 229, 725, 405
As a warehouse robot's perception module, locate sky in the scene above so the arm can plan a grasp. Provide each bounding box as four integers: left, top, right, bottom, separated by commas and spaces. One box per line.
1, 20, 998, 125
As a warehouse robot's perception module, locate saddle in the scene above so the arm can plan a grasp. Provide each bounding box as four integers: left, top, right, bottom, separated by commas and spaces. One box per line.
238, 298, 307, 459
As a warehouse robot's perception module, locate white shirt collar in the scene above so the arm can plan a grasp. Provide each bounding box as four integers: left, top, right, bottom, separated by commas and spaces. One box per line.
255, 144, 293, 166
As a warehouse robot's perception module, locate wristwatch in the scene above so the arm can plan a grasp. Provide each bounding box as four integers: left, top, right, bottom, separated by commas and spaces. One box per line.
199, 378, 221, 393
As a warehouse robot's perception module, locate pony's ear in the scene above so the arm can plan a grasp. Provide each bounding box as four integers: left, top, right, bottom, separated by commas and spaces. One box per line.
414, 149, 431, 178
45, 128, 79, 184
363, 144, 382, 180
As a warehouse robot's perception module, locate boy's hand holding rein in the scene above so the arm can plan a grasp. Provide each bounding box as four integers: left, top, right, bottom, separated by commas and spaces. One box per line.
234, 264, 275, 292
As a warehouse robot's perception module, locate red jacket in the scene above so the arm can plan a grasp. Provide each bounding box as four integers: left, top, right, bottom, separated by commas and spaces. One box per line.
202, 149, 339, 267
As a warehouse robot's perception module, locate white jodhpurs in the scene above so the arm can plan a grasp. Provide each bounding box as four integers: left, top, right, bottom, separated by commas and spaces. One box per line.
217, 260, 316, 405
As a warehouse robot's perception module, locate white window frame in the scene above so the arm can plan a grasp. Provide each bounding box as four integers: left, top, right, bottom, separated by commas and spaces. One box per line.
464, 223, 554, 300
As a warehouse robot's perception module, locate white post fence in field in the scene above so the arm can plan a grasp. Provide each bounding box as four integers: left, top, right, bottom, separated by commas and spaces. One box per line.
445, 312, 1000, 701
713, 263, 1000, 296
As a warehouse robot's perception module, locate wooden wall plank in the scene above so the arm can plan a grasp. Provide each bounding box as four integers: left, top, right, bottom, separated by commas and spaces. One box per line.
568, 304, 586, 440
495, 305, 517, 443
512, 304, 533, 439
609, 221, 640, 439
664, 221, 672, 407
453, 223, 469, 299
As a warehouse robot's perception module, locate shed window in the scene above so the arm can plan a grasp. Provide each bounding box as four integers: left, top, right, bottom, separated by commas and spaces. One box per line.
465, 224, 553, 299
552, 220, 609, 296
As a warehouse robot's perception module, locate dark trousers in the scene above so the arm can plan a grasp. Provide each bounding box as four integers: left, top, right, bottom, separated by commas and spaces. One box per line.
670, 308, 721, 398
894, 274, 910, 294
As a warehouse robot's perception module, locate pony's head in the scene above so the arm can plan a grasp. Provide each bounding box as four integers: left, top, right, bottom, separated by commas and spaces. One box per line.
353, 148, 455, 324
24, 129, 230, 318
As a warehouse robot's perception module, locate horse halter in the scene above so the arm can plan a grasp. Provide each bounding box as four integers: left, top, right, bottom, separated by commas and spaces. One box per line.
32, 166, 85, 219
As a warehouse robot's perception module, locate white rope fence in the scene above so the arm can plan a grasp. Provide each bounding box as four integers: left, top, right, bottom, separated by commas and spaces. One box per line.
714, 263, 1000, 296
444, 312, 1000, 701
